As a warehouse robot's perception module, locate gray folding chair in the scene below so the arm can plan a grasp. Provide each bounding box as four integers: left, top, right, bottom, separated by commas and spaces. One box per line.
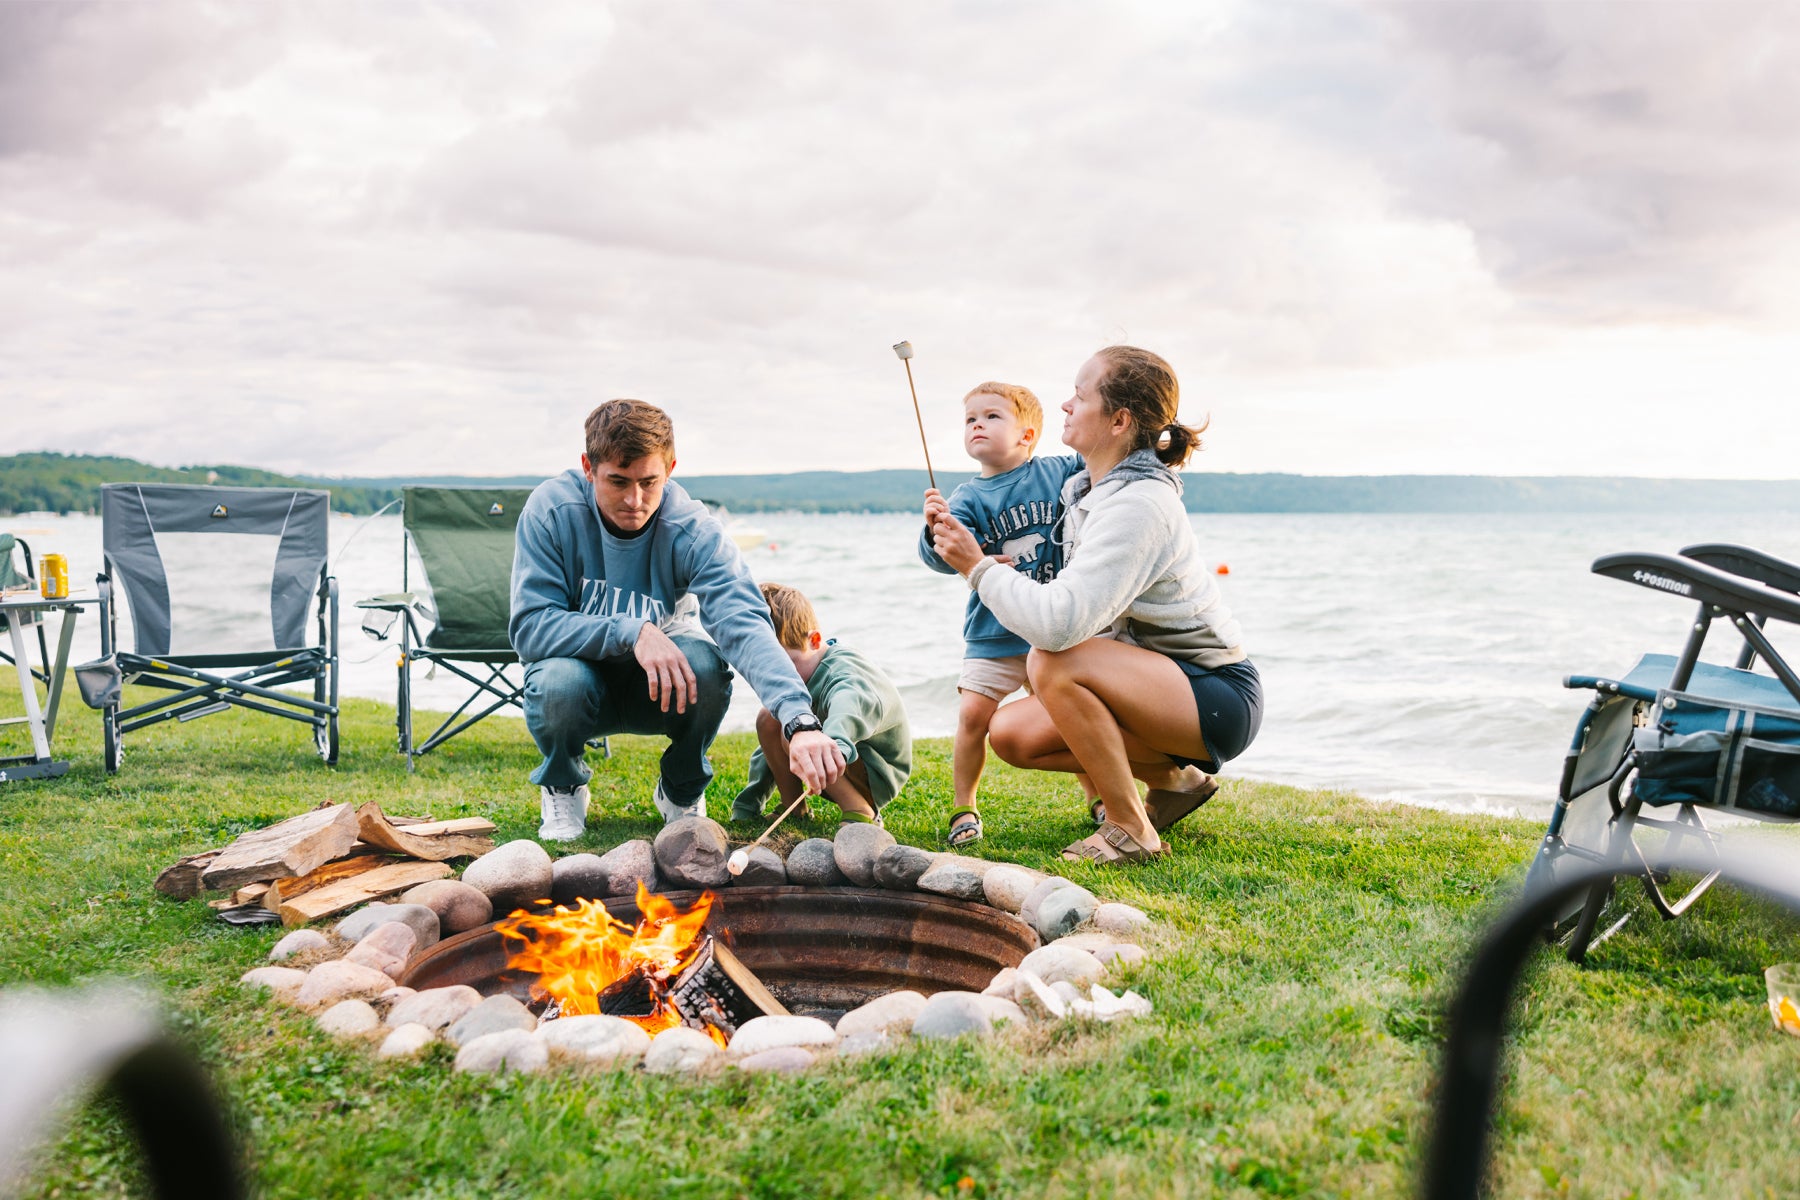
93, 484, 339, 772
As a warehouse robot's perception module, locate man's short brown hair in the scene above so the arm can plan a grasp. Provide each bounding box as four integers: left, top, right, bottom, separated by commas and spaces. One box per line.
760, 582, 820, 650
585, 399, 675, 467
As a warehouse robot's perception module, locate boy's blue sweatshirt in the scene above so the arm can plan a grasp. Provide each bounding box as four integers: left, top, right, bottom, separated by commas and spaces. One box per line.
917, 454, 1084, 658
510, 470, 814, 728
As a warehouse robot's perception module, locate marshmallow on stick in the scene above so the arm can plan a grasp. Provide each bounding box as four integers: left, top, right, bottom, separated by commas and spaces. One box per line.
727, 790, 813, 875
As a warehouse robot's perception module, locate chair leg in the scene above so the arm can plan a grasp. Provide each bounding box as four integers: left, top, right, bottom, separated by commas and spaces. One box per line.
398, 653, 414, 769
103, 702, 122, 774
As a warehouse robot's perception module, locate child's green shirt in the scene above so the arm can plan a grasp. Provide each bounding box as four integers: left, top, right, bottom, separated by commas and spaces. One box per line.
735, 642, 912, 814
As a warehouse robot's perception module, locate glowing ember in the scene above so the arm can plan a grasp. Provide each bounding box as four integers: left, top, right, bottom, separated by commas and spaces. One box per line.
497, 881, 719, 1039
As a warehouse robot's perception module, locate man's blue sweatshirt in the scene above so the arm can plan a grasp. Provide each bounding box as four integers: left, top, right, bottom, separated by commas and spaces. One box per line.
917, 454, 1084, 658
510, 470, 813, 728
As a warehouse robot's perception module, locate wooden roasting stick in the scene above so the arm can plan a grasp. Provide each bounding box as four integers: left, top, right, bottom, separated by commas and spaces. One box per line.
276, 860, 452, 928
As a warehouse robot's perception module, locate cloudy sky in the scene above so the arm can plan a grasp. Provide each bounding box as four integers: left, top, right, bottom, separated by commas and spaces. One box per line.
5, 0, 1799, 480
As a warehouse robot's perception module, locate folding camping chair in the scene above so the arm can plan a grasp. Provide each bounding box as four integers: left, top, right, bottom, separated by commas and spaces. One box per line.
356, 486, 606, 768
0, 533, 51, 685
92, 484, 339, 773
1526, 542, 1800, 963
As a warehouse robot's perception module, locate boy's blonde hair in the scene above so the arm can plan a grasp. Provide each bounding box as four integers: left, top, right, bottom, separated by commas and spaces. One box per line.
760, 582, 820, 650
964, 382, 1043, 448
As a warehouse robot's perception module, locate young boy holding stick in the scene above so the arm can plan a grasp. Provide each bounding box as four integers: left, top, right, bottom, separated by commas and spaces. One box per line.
732, 583, 913, 826
919, 382, 1084, 846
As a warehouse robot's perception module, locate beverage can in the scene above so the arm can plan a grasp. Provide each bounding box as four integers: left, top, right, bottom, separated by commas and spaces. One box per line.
40, 553, 69, 600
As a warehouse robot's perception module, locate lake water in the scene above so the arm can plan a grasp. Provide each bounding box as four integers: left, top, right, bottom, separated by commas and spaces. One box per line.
10, 508, 1800, 820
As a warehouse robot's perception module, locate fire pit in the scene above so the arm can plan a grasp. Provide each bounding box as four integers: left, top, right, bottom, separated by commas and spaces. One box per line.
398, 885, 1039, 1023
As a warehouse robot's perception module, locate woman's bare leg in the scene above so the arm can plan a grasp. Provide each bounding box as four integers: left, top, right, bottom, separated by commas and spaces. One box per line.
1020, 640, 1207, 849
990, 694, 1199, 789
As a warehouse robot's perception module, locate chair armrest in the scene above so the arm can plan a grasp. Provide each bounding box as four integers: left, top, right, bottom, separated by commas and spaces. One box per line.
355, 592, 419, 611
1679, 543, 1800, 596
1592, 551, 1800, 625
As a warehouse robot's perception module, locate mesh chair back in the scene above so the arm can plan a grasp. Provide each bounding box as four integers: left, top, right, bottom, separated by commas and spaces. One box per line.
101, 484, 331, 656
404, 487, 531, 652
0, 533, 29, 589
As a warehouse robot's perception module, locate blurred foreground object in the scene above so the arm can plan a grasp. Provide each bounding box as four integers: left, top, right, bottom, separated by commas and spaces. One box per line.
0, 986, 241, 1200
1426, 842, 1800, 1200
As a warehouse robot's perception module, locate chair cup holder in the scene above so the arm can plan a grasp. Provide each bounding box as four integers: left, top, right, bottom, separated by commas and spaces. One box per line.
73, 655, 122, 709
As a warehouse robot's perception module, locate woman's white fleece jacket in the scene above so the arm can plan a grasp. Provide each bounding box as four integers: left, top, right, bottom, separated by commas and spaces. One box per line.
967, 453, 1246, 669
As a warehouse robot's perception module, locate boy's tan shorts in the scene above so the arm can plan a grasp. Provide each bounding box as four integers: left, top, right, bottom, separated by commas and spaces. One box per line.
958, 654, 1031, 702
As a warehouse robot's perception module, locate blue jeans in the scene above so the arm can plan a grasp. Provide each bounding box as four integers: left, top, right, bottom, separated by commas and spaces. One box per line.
523, 636, 733, 806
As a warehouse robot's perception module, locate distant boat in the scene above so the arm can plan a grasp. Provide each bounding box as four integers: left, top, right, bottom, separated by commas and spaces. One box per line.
699, 501, 767, 551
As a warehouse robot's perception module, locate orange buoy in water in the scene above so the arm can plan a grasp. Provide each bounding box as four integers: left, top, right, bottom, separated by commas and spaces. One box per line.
1215, 563, 1230, 575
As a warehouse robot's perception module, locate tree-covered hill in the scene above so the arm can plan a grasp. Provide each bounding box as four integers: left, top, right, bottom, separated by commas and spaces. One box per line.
0, 453, 402, 515
6, 452, 1800, 515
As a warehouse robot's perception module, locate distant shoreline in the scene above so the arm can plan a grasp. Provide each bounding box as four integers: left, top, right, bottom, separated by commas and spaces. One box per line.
7, 452, 1800, 516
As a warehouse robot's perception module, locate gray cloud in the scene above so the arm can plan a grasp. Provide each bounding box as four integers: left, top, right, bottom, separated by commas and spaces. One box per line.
1, 0, 1796, 480
1362, 0, 1800, 314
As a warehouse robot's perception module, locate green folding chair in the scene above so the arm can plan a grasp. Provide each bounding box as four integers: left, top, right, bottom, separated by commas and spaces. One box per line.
357, 486, 608, 768
0, 534, 51, 685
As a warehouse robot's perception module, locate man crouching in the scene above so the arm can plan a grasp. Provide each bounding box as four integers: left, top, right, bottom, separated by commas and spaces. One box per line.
510, 399, 843, 841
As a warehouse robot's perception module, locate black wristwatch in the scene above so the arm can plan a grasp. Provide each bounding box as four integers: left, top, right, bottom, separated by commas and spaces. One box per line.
783, 713, 824, 741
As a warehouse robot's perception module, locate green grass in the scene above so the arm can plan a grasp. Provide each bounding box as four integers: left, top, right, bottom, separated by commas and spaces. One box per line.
3, 693, 1799, 1198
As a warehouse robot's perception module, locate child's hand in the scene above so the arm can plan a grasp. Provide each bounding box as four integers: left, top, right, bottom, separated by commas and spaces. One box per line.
930, 512, 989, 576
922, 488, 949, 528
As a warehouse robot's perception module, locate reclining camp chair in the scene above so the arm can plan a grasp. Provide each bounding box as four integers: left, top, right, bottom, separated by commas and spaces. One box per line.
1526, 542, 1800, 963
93, 484, 339, 773
356, 486, 605, 767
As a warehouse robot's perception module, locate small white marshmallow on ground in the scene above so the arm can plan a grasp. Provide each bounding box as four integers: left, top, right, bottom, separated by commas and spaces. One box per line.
727, 849, 749, 876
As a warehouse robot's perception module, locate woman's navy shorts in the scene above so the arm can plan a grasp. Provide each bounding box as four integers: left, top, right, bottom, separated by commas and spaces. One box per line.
1171, 658, 1262, 774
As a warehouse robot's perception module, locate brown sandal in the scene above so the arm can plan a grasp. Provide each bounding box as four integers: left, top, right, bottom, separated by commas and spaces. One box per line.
1061, 821, 1162, 864
1143, 768, 1219, 832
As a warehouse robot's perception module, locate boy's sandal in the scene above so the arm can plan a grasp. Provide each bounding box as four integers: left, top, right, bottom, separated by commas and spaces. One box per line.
840, 810, 884, 829
1088, 798, 1106, 827
946, 807, 984, 848
1143, 768, 1220, 832
1060, 822, 1162, 865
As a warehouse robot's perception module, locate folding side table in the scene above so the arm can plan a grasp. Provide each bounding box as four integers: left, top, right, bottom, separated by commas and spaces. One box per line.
1, 592, 99, 782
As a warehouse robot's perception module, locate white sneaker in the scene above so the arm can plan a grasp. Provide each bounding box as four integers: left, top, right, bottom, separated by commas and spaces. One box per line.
538, 784, 590, 841
653, 780, 705, 824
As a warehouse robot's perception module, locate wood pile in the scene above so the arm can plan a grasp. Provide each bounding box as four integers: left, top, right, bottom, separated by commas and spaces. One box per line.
156, 801, 496, 927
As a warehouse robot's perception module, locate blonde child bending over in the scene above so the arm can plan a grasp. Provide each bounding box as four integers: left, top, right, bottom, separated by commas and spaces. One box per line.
732, 583, 913, 826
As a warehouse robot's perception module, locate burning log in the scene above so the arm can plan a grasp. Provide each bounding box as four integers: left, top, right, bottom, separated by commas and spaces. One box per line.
587, 936, 785, 1038
501, 884, 786, 1042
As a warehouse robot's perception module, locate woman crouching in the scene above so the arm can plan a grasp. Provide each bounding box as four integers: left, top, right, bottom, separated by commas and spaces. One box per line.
926, 345, 1262, 864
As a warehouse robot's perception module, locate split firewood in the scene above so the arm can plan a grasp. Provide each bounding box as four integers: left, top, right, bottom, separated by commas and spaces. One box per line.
355, 801, 495, 862
154, 850, 223, 900
389, 816, 496, 838
277, 859, 453, 928
258, 853, 408, 913
199, 803, 361, 892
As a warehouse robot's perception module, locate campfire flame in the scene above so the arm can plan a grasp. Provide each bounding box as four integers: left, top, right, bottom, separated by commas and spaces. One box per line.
496, 881, 723, 1042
